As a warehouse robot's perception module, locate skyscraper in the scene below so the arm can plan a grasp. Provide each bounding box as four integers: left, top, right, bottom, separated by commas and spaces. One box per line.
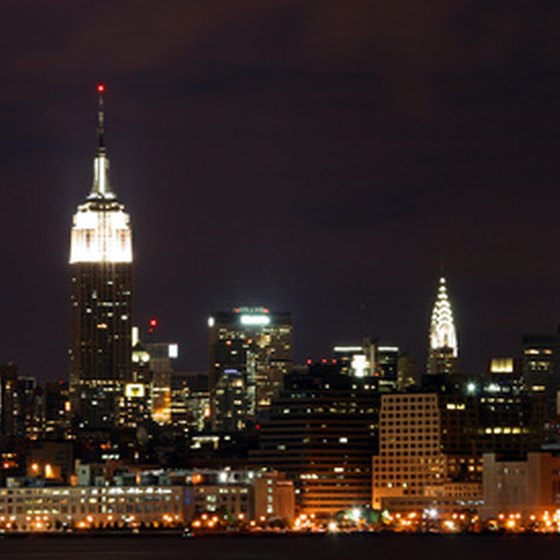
208, 307, 293, 432
427, 276, 458, 375
69, 85, 133, 430
0, 363, 17, 437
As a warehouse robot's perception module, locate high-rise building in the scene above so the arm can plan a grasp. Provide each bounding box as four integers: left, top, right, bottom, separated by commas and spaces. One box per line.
333, 344, 374, 378
35, 382, 72, 439
372, 389, 547, 510
208, 308, 293, 432
251, 368, 379, 517
13, 375, 36, 438
427, 277, 458, 375
69, 85, 133, 430
333, 339, 401, 390
145, 341, 178, 425
521, 333, 560, 411
0, 364, 17, 437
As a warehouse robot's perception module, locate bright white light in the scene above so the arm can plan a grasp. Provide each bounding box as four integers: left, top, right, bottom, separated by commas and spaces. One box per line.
218, 471, 228, 483
168, 344, 178, 359
426, 508, 438, 519
351, 354, 369, 378
240, 314, 271, 326
467, 382, 477, 394
70, 201, 132, 263
208, 317, 215, 328
351, 508, 362, 522
334, 346, 363, 353
429, 277, 458, 356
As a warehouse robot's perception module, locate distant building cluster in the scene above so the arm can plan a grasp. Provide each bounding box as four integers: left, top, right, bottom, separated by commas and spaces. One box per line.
2, 88, 560, 531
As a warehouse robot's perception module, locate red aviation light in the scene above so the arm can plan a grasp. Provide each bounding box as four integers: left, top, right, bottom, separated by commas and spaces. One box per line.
97, 84, 105, 93
148, 317, 158, 333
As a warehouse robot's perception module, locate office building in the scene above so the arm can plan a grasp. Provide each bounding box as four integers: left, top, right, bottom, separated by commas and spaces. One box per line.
522, 332, 560, 411
333, 340, 401, 389
0, 485, 188, 531
0, 364, 17, 437
372, 393, 447, 509
427, 277, 458, 375
481, 452, 560, 520
208, 307, 293, 432
14, 375, 35, 438
251, 370, 379, 517
145, 341, 178, 425
35, 382, 72, 439
372, 390, 547, 510
69, 85, 133, 430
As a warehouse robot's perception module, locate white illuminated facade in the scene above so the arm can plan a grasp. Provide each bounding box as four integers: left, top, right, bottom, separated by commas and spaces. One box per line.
69, 86, 134, 429
70, 201, 132, 264
428, 277, 458, 375
69, 126, 132, 263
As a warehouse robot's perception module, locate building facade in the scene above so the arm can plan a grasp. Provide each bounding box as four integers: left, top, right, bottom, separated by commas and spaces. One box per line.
0, 364, 17, 437
372, 393, 447, 509
251, 371, 379, 517
208, 308, 293, 432
481, 452, 560, 520
0, 485, 188, 531
69, 86, 133, 430
372, 390, 547, 510
427, 277, 458, 375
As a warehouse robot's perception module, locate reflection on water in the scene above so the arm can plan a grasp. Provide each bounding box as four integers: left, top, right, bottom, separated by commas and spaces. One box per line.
0, 534, 558, 560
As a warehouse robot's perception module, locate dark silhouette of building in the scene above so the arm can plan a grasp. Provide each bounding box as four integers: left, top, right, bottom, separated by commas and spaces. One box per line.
251, 366, 379, 517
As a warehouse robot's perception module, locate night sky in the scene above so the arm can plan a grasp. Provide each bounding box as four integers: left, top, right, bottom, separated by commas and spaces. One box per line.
1, 1, 560, 380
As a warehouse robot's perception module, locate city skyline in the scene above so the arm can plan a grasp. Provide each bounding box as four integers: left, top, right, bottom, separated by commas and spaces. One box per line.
1, 2, 560, 380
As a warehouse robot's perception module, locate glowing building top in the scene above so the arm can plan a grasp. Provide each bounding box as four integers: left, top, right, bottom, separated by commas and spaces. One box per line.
69, 84, 133, 264
428, 277, 458, 374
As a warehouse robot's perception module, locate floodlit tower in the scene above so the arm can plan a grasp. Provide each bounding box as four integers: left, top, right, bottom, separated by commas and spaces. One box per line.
427, 277, 458, 375
69, 85, 133, 429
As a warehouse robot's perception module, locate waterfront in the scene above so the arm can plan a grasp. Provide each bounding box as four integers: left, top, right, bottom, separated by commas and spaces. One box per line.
0, 534, 559, 560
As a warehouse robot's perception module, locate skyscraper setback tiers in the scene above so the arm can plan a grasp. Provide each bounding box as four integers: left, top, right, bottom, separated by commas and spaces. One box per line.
427, 277, 458, 375
68, 86, 133, 430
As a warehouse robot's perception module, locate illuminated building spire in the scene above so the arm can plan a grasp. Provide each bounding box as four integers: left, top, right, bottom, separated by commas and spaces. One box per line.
89, 83, 114, 200
69, 85, 134, 430
428, 276, 458, 374
69, 84, 132, 264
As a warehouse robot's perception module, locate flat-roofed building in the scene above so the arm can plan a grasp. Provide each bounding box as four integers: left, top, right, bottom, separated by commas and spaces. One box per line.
0, 485, 189, 531
481, 452, 560, 520
251, 371, 379, 518
373, 393, 446, 509
373, 390, 547, 511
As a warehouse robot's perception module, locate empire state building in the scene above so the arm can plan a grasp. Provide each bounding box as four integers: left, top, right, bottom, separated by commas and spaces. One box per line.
69, 85, 133, 430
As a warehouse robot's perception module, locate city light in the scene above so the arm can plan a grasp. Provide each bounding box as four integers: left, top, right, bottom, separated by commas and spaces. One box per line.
239, 314, 271, 326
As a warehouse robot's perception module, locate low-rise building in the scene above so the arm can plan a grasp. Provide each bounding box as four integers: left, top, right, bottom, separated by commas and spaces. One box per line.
481, 452, 560, 520
0, 485, 189, 531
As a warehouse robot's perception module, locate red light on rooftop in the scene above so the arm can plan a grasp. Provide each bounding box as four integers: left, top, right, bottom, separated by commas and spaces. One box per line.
97, 84, 105, 93
149, 318, 158, 328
